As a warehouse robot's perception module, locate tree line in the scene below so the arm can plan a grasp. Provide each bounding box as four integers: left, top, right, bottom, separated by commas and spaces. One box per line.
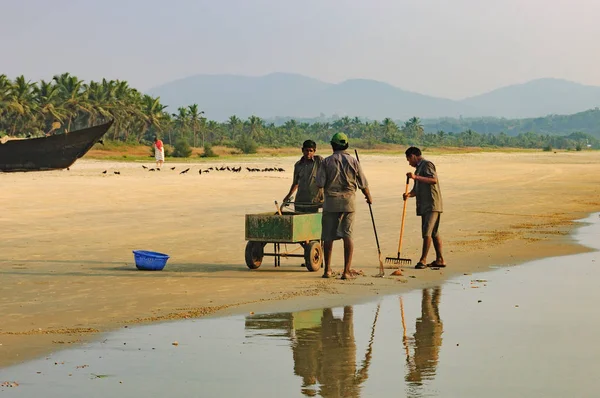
1, 73, 597, 154
421, 109, 600, 137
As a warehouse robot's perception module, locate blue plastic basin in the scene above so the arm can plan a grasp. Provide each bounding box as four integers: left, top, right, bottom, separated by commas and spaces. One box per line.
133, 250, 170, 271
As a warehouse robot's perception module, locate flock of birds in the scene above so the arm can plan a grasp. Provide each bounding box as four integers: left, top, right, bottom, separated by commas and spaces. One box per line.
101, 165, 286, 175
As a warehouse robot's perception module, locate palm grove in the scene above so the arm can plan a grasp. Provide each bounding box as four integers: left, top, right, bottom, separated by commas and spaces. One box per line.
1, 73, 597, 155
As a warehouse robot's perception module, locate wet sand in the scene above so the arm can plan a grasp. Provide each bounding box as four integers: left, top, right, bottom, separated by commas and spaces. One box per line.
2, 214, 599, 397
1, 151, 600, 367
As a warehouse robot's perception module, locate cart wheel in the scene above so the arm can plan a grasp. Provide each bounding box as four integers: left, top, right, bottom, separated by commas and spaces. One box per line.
245, 241, 265, 269
304, 241, 323, 272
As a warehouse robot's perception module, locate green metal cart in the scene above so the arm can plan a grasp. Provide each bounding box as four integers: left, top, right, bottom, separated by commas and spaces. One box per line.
244, 210, 323, 272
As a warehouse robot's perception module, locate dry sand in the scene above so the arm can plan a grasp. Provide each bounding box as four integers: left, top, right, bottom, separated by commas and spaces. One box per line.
2, 151, 600, 367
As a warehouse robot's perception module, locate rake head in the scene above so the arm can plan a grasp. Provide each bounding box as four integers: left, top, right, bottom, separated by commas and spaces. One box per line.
385, 255, 412, 266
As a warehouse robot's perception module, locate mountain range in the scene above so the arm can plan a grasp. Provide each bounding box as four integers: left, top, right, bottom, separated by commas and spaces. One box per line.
147, 73, 600, 121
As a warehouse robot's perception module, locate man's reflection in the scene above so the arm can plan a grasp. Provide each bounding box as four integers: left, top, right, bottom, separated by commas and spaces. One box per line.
294, 306, 366, 397
405, 287, 444, 389
247, 305, 376, 397
245, 288, 443, 397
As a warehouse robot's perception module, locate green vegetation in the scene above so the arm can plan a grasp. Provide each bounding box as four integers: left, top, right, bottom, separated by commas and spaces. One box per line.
421, 109, 600, 137
200, 143, 218, 158
235, 135, 258, 154
0, 73, 598, 151
172, 139, 192, 158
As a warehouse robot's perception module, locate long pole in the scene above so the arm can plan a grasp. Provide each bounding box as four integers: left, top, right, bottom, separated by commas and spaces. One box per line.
354, 149, 384, 277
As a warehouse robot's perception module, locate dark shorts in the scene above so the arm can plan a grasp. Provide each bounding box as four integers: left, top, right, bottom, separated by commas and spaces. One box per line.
321, 211, 355, 241
294, 203, 321, 214
421, 212, 441, 238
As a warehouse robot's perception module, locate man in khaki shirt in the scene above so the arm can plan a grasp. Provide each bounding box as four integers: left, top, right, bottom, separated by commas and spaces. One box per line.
283, 140, 324, 213
403, 146, 445, 269
316, 133, 373, 280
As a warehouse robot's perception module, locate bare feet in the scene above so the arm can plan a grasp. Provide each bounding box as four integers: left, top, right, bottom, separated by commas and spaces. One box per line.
428, 261, 446, 268
322, 270, 338, 279
341, 273, 356, 280
342, 269, 364, 279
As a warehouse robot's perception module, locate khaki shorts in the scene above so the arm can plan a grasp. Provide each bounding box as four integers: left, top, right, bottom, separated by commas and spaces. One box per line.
421, 211, 441, 238
321, 211, 355, 241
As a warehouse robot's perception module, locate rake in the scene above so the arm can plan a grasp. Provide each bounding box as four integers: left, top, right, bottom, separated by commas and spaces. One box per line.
354, 150, 385, 277
385, 176, 412, 267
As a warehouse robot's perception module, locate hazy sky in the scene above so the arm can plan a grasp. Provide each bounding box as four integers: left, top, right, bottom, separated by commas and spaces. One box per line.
2, 0, 600, 99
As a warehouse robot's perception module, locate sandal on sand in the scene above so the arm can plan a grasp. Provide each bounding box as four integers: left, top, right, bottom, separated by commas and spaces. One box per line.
340, 274, 356, 280
428, 261, 446, 268
415, 262, 428, 269
322, 271, 339, 279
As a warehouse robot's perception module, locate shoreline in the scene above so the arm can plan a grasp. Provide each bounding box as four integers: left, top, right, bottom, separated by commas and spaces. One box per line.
2, 152, 600, 368
0, 218, 592, 370
4, 215, 599, 397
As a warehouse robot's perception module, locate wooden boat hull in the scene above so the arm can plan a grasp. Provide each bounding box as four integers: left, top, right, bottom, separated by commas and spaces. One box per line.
0, 121, 113, 172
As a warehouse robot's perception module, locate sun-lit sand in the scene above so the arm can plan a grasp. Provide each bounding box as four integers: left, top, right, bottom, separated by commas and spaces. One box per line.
2, 151, 600, 367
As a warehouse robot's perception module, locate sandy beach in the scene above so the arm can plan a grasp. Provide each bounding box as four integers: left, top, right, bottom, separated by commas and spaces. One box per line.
2, 151, 600, 368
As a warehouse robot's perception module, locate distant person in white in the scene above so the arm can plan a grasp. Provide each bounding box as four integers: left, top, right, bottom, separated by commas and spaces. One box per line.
154, 136, 164, 168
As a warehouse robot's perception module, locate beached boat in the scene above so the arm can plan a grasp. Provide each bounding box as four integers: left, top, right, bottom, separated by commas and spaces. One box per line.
0, 121, 113, 172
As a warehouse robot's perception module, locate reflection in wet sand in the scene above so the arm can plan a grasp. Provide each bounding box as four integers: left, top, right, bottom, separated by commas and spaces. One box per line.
403, 287, 444, 396
245, 288, 443, 397
246, 305, 381, 397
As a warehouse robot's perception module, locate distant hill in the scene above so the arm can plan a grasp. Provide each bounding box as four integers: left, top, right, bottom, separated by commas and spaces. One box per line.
147, 73, 330, 121
461, 78, 600, 118
148, 73, 472, 120
283, 79, 474, 121
147, 73, 600, 121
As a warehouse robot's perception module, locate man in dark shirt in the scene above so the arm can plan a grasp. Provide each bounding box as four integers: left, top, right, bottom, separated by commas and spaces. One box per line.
283, 140, 324, 213
403, 146, 446, 269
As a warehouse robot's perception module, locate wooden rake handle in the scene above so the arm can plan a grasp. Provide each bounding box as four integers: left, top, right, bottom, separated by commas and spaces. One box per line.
398, 176, 411, 254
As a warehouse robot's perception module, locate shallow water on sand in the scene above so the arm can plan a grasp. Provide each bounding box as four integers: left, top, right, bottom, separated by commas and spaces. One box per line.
2, 214, 600, 397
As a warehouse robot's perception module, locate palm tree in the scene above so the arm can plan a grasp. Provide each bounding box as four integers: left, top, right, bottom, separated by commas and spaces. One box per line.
187, 104, 204, 147
33, 80, 66, 134
330, 116, 354, 137
403, 116, 424, 142
247, 115, 263, 140
108, 80, 133, 140
381, 117, 401, 143
0, 74, 11, 116
173, 107, 189, 143
53, 73, 90, 131
319, 122, 332, 142
7, 75, 37, 135
83, 80, 113, 127
138, 95, 167, 142
0, 75, 22, 133
283, 119, 300, 143
206, 120, 220, 144
433, 130, 445, 146
97, 78, 118, 124
227, 115, 241, 140
121, 87, 145, 141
